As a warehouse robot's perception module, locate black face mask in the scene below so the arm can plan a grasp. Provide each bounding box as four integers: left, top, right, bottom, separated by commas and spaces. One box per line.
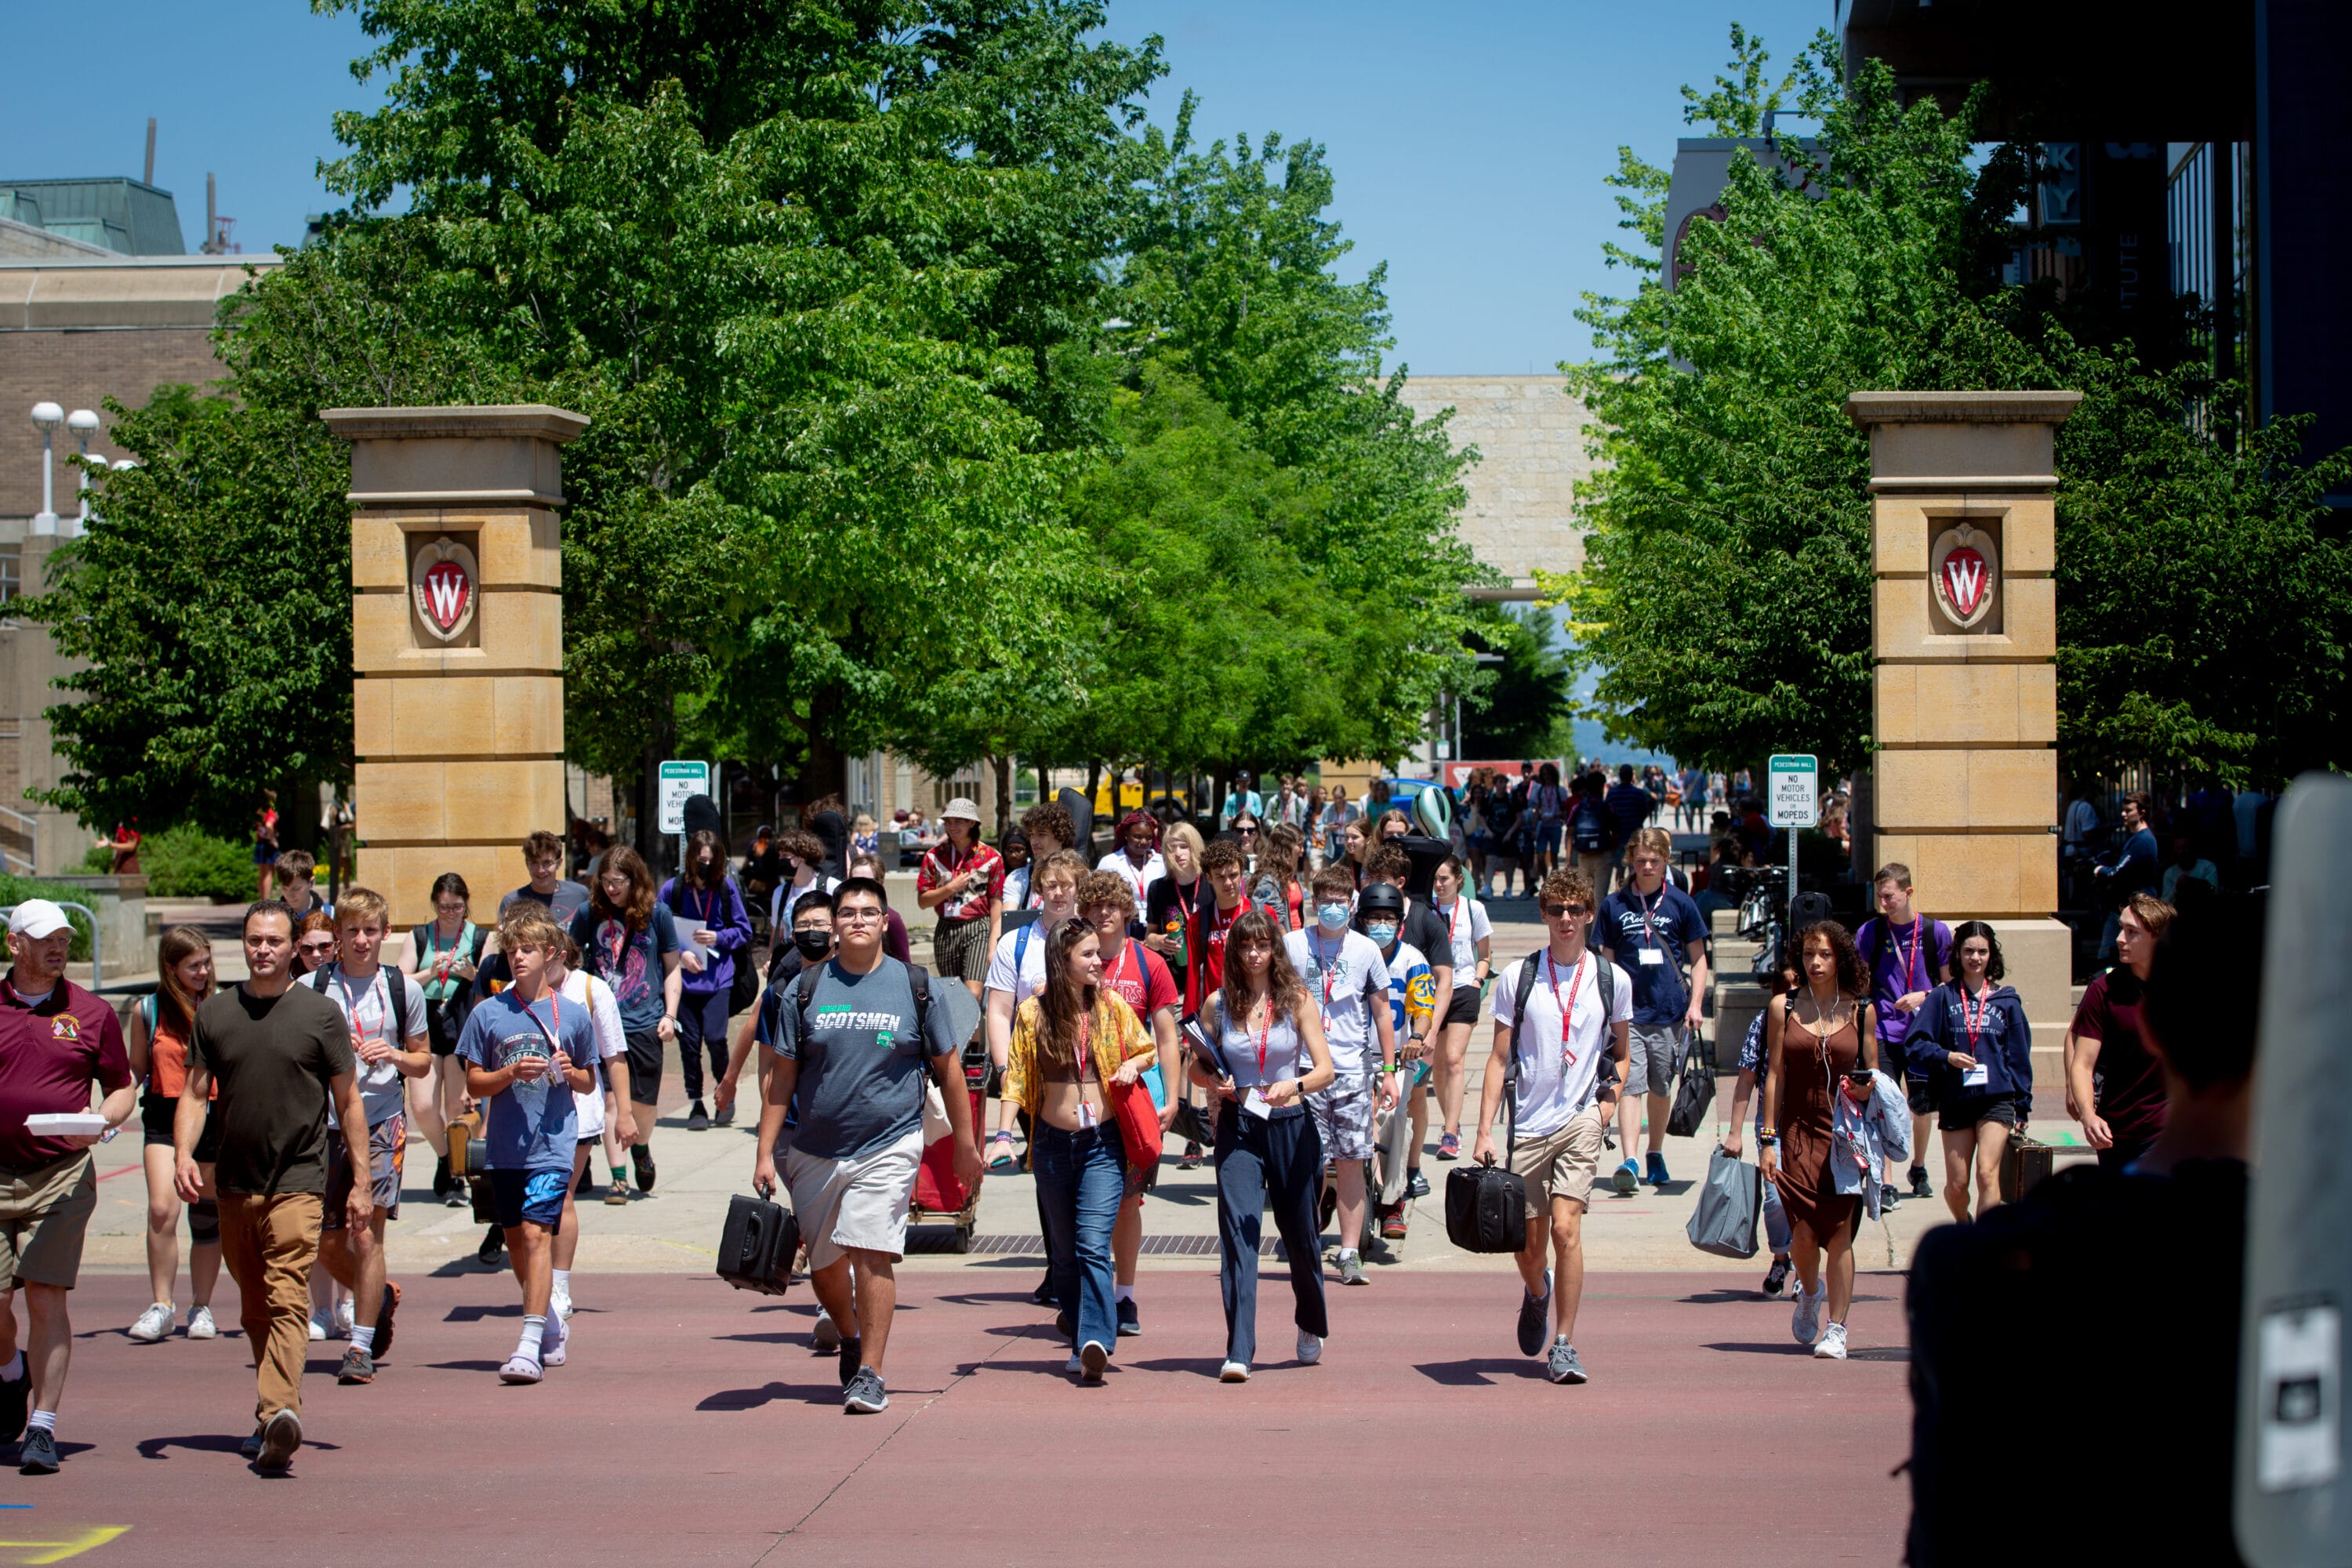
793, 930, 833, 960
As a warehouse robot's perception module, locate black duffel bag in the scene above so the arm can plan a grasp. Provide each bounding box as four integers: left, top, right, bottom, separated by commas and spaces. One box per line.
715, 1187, 799, 1296
1446, 1061, 1529, 1254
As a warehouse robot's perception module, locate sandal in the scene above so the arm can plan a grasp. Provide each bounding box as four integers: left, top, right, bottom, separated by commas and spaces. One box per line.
988, 1131, 1017, 1172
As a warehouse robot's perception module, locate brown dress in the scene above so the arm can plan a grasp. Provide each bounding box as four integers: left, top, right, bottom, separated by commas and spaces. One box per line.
1773, 995, 1865, 1243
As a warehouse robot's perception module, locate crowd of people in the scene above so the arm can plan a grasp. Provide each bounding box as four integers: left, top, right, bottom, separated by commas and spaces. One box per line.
0, 767, 2263, 1522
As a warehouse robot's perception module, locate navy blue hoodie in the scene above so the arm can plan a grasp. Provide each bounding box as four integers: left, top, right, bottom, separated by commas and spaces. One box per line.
1903, 981, 2032, 1113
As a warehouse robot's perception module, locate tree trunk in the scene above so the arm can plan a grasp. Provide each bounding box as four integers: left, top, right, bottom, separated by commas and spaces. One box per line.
1036, 760, 1050, 810
799, 681, 850, 809
1084, 760, 1103, 833
991, 754, 1013, 837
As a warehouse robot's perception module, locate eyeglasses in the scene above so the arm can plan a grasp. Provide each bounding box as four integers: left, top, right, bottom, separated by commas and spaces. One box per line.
835, 908, 884, 924
1540, 902, 1591, 918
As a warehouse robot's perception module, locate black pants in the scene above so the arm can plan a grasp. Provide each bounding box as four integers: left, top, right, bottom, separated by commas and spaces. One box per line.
676, 989, 730, 1101
1214, 1105, 1329, 1367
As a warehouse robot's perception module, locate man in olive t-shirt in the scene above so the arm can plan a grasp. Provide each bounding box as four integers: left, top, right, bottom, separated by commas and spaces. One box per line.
178, 900, 366, 1474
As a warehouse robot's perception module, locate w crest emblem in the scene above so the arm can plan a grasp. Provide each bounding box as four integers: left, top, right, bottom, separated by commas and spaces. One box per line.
409, 537, 480, 643
1929, 524, 1999, 631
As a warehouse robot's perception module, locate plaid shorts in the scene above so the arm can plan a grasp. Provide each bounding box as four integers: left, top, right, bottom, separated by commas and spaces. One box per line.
1309, 1069, 1378, 1163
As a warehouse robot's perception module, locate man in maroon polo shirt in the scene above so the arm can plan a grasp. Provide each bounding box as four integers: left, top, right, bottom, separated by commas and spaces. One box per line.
0, 898, 136, 1475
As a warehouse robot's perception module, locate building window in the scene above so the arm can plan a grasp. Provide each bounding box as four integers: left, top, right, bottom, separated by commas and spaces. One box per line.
0, 546, 20, 607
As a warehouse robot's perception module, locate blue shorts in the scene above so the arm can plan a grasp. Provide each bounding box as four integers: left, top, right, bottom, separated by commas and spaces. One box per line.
1536, 821, 1564, 855
488, 1168, 571, 1229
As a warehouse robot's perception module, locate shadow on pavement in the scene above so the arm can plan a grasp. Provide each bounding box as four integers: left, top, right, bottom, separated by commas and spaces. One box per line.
1412, 1357, 1546, 1386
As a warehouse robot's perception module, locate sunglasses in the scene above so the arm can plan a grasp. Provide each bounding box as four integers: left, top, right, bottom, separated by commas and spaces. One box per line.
1238, 827, 1258, 837
1540, 902, 1592, 918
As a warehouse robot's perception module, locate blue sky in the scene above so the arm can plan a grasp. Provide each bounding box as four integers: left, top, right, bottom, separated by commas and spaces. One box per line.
2, 0, 1834, 371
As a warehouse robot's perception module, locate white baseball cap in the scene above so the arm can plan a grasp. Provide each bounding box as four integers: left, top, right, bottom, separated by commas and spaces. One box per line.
9, 899, 72, 940
941, 797, 982, 824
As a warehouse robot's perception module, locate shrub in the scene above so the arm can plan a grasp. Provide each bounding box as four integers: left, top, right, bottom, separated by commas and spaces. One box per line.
140, 825, 258, 903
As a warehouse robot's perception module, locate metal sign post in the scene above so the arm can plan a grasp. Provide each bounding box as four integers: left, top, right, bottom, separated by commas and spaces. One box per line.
659, 760, 709, 876
1767, 753, 1819, 907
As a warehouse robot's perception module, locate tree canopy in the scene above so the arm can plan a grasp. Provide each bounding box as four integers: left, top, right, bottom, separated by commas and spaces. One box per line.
36, 1, 1486, 844
1546, 27, 2351, 787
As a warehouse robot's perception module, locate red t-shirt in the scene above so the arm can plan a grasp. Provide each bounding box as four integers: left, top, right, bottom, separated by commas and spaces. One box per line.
916, 841, 1004, 922
1188, 896, 1270, 1014
2072, 968, 2166, 1144
0, 978, 132, 1170
1099, 939, 1178, 1022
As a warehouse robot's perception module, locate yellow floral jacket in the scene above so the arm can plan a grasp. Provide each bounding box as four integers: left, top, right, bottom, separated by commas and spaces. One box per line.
1004, 993, 1155, 1117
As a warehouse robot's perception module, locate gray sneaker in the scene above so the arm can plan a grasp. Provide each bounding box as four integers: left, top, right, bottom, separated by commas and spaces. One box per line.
1338, 1253, 1367, 1287
1516, 1267, 1553, 1357
843, 1367, 888, 1414
16, 1426, 58, 1474
1546, 1339, 1588, 1385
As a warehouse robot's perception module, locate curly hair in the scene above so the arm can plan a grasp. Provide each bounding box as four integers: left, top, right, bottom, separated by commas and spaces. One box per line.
1795, 919, 1870, 1000
1022, 801, 1076, 851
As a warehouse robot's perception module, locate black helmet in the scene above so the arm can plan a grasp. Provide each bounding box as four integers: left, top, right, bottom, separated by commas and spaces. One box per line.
1356, 881, 1405, 921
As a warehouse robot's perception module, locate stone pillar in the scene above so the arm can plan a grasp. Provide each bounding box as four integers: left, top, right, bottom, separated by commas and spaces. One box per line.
322, 405, 589, 929
1845, 390, 2078, 1058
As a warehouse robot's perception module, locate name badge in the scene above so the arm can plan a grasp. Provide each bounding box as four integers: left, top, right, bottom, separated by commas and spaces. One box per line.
1962, 1062, 1990, 1088
1639, 948, 1667, 966
1242, 1088, 1273, 1120
1078, 1100, 1099, 1130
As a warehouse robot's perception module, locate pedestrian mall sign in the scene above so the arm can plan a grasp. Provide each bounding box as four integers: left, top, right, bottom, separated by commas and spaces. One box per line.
1930, 521, 1999, 631
410, 535, 479, 642
1768, 753, 1818, 829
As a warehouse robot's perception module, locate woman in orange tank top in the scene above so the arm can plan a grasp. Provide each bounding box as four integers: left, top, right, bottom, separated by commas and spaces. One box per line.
124, 927, 223, 1343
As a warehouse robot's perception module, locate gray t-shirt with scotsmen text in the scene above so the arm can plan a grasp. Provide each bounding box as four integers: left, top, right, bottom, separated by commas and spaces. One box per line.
770, 957, 957, 1160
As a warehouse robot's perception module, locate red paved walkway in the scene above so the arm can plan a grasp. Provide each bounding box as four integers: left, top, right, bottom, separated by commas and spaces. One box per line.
5, 1269, 1914, 1565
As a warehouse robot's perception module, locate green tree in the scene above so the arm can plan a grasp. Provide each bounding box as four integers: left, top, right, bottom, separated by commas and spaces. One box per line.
1460, 604, 1573, 759
1544, 28, 2351, 785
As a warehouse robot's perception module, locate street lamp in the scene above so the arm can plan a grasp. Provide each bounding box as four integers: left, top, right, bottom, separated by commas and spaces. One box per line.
29, 402, 63, 537
64, 408, 97, 539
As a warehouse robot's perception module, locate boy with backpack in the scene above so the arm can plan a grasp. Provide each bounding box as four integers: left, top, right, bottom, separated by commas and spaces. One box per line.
1855, 863, 1952, 1205
1471, 868, 1631, 1385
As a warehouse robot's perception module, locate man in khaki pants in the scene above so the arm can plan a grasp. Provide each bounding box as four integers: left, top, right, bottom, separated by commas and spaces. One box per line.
177, 900, 367, 1473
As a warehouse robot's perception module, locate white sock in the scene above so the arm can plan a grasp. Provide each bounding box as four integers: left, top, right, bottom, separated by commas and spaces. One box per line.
542, 1312, 565, 1348
350, 1325, 376, 1355
27, 1410, 56, 1436
1339, 1247, 1359, 1262
2, 1351, 23, 1382
1112, 1285, 1134, 1304
553, 1269, 571, 1294
516, 1316, 546, 1363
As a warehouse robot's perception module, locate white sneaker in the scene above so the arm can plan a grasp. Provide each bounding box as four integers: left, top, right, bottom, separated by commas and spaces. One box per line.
1218, 1360, 1250, 1382
813, 1314, 842, 1352
550, 1284, 573, 1322
185, 1305, 218, 1340
307, 1312, 328, 1343
1791, 1282, 1826, 1345
1296, 1330, 1323, 1366
128, 1302, 174, 1342
1813, 1321, 1849, 1360
1065, 1352, 1083, 1376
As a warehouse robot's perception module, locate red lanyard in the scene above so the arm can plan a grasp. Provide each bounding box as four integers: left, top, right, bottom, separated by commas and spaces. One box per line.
1544, 951, 1588, 1069
1069, 1011, 1095, 1087
1442, 898, 1461, 946
1253, 997, 1275, 1081
523, 983, 564, 1058
1171, 877, 1198, 931
1309, 931, 1343, 1027
1896, 920, 1921, 990
1637, 888, 1664, 948
1105, 940, 1138, 1004
1960, 984, 1987, 1054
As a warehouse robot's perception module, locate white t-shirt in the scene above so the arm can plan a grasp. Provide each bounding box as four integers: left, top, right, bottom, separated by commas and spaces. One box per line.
1096, 849, 1164, 907
306, 963, 430, 1128
1495, 949, 1633, 1140
559, 968, 627, 1138
983, 919, 1056, 1000
771, 875, 841, 935
1429, 896, 1492, 982
1283, 927, 1390, 1076
1001, 866, 1033, 912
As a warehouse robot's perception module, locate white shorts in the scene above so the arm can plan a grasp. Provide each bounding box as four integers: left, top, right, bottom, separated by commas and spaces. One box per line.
574, 1086, 605, 1141
785, 1129, 925, 1270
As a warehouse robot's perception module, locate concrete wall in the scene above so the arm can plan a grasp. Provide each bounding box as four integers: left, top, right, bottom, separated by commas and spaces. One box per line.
1394, 374, 1599, 595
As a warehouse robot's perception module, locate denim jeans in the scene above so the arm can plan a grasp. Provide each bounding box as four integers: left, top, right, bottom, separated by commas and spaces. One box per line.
1214, 1105, 1329, 1367
1031, 1123, 1123, 1355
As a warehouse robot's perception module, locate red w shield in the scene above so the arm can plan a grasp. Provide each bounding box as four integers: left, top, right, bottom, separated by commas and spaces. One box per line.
1939, 546, 1989, 619
421, 558, 472, 633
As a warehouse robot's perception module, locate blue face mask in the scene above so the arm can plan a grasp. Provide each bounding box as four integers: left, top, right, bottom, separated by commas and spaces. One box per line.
1365, 920, 1399, 946
1316, 901, 1352, 931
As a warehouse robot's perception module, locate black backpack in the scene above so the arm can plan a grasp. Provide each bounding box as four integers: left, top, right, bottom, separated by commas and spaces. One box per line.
1570, 797, 1611, 854
793, 957, 933, 1042
304, 962, 415, 1043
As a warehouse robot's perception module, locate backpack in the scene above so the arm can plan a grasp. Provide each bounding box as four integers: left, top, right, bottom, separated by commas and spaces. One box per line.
1863, 916, 1950, 996
1570, 797, 1610, 854
303, 962, 415, 1043
794, 956, 933, 1044
1504, 948, 1620, 1110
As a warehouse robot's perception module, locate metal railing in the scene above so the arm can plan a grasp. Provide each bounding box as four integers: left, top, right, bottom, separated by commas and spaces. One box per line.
0, 804, 37, 877
0, 901, 102, 989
